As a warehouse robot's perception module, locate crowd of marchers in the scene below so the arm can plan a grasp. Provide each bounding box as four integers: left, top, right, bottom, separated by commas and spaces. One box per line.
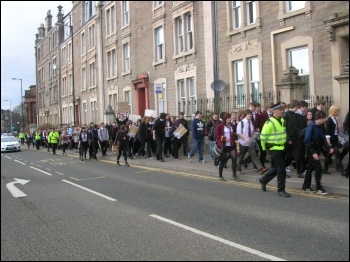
21, 99, 349, 197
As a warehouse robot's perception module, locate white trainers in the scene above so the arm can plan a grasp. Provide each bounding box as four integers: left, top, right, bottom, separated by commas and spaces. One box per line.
188, 154, 192, 162
286, 166, 292, 172
199, 160, 206, 163
316, 188, 328, 195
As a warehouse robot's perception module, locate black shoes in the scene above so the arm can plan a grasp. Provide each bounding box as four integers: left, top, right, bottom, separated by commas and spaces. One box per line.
160, 159, 165, 162
297, 173, 306, 178
117, 160, 121, 166
125, 162, 129, 167
219, 176, 226, 181
243, 159, 248, 169
286, 174, 291, 178
259, 178, 266, 192
277, 191, 291, 198
323, 169, 331, 174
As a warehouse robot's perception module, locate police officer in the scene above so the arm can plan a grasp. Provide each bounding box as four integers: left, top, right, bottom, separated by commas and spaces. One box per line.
259, 102, 290, 198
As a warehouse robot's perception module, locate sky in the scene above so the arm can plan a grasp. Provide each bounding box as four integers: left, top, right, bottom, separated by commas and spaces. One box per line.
1, 1, 73, 110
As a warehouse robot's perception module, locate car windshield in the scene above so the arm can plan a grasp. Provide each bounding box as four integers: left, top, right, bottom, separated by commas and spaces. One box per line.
1, 136, 18, 142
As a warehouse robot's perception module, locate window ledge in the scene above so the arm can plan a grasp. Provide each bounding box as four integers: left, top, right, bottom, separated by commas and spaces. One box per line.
106, 75, 117, 81
278, 4, 312, 26
173, 49, 196, 61
122, 71, 131, 76
89, 86, 97, 90
152, 59, 166, 67
226, 20, 262, 38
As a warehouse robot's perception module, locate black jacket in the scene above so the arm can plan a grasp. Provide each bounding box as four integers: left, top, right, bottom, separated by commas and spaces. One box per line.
325, 117, 338, 146
283, 110, 298, 141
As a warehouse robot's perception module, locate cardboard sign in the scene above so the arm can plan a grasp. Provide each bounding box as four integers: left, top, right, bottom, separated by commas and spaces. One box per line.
173, 125, 188, 139
144, 109, 157, 118
117, 101, 130, 113
128, 114, 141, 123
127, 125, 139, 137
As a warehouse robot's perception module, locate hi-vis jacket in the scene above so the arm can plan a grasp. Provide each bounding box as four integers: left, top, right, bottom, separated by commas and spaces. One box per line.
260, 117, 287, 151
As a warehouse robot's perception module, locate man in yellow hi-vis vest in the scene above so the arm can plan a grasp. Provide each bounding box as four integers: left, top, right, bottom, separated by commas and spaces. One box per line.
259, 102, 290, 198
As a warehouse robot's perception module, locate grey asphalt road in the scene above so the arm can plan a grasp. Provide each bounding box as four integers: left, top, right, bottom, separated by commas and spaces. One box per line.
1, 150, 349, 261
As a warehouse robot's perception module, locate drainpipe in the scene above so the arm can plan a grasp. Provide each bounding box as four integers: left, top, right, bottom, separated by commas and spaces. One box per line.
212, 1, 220, 113
97, 1, 106, 122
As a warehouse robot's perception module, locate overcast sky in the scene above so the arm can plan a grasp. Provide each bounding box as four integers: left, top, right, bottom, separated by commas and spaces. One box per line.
1, 1, 73, 110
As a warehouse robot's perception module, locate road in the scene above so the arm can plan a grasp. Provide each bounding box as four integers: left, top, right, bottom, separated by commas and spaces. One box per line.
1, 149, 349, 261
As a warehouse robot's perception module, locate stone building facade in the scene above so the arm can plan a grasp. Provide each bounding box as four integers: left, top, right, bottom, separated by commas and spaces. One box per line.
34, 1, 349, 127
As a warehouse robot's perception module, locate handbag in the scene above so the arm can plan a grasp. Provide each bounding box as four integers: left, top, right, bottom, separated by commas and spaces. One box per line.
338, 127, 349, 149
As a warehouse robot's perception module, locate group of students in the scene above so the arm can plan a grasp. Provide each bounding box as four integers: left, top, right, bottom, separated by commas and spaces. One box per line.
205, 100, 349, 197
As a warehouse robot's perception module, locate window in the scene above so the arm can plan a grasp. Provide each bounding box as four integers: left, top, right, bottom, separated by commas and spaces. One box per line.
89, 24, 96, 50
176, 17, 183, 54
53, 85, 58, 103
62, 76, 67, 97
90, 101, 97, 123
49, 36, 52, 51
248, 57, 260, 102
49, 62, 52, 79
232, 1, 241, 29
69, 74, 73, 95
154, 1, 163, 8
246, 1, 256, 25
107, 49, 116, 78
155, 27, 164, 61
81, 32, 86, 55
41, 68, 45, 84
64, 21, 71, 40
234, 61, 244, 106
82, 67, 86, 91
106, 5, 116, 35
83, 103, 87, 124
85, 1, 96, 22
123, 43, 130, 73
89, 62, 96, 87
108, 93, 118, 110
122, 1, 129, 27
288, 46, 309, 96
286, 1, 305, 12
186, 13, 193, 51
177, 77, 196, 116
52, 58, 57, 76
124, 90, 131, 111
68, 42, 72, 64
61, 46, 67, 66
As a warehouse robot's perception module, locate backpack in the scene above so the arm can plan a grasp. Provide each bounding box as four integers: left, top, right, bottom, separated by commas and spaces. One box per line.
208, 120, 220, 141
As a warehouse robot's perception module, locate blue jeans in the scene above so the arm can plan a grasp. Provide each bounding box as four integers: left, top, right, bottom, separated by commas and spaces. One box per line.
189, 137, 205, 162
209, 140, 216, 160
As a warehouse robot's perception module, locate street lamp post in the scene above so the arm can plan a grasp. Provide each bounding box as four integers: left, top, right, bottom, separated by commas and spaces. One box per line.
12, 78, 24, 132
5, 99, 12, 133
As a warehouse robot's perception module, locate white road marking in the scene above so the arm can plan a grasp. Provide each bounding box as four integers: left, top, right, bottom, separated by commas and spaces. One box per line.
6, 178, 30, 198
14, 160, 26, 165
62, 179, 117, 201
150, 214, 286, 261
30, 166, 52, 176
4, 156, 12, 159
56, 172, 64, 175
69, 176, 105, 181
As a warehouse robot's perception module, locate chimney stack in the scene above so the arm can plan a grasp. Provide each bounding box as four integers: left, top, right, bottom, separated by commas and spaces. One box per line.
45, 10, 53, 33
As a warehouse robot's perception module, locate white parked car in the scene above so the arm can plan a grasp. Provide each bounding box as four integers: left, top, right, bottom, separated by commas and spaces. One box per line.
1, 136, 21, 152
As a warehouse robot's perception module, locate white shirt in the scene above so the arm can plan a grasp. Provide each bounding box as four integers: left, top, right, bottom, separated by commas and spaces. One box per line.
237, 119, 255, 146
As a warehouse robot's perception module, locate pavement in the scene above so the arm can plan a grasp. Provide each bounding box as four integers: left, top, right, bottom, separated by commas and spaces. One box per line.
62, 148, 349, 197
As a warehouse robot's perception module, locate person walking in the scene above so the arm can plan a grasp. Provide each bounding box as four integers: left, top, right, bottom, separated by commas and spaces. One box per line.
152, 113, 166, 162
34, 130, 41, 150
236, 109, 269, 175
188, 111, 206, 163
59, 129, 69, 156
302, 110, 334, 194
98, 122, 109, 156
79, 126, 89, 161
91, 124, 99, 160
177, 112, 189, 156
206, 112, 221, 161
116, 125, 129, 167
215, 113, 240, 181
48, 128, 60, 155
259, 103, 290, 198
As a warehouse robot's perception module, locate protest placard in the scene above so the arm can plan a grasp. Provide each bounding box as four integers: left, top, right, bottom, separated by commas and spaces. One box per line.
117, 101, 130, 113
127, 125, 139, 137
144, 109, 157, 118
173, 125, 188, 139
128, 114, 141, 123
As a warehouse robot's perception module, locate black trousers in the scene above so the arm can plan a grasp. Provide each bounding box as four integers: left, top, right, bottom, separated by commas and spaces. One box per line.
181, 136, 188, 155
260, 150, 287, 192
156, 137, 164, 160
172, 138, 181, 159
303, 155, 323, 190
